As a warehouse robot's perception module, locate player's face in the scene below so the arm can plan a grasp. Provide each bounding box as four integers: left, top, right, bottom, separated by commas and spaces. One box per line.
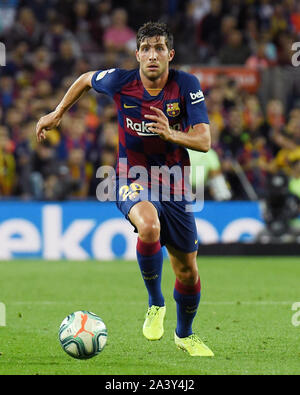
136, 36, 175, 81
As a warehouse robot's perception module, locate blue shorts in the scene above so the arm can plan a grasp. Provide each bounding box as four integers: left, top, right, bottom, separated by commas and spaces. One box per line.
115, 180, 198, 253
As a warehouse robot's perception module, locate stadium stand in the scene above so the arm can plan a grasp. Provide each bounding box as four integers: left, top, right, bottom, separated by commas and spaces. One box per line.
0, 0, 300, 210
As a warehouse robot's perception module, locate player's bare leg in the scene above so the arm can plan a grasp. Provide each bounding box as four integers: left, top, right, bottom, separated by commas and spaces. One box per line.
129, 201, 166, 340
167, 244, 214, 356
129, 201, 160, 243
167, 245, 199, 287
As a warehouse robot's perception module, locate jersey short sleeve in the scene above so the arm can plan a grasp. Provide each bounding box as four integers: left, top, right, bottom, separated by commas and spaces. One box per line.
178, 71, 209, 126
91, 68, 130, 97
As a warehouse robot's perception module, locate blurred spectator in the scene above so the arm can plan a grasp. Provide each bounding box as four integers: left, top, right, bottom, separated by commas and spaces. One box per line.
67, 147, 93, 198
1, 41, 29, 77
260, 31, 277, 63
188, 120, 232, 201
22, 0, 54, 23
103, 8, 136, 56
52, 0, 74, 20
188, 0, 210, 24
222, 78, 243, 111
165, 0, 182, 18
270, 3, 289, 38
31, 46, 53, 86
289, 158, 300, 199
290, 1, 300, 34
257, 0, 274, 31
0, 125, 16, 196
237, 135, 273, 197
0, 0, 19, 35
219, 14, 238, 45
196, 0, 223, 62
69, 0, 96, 52
219, 107, 250, 199
57, 115, 92, 161
206, 86, 225, 131
274, 113, 300, 175
262, 99, 286, 156
243, 95, 264, 134
0, 75, 16, 112
90, 0, 113, 49
221, 107, 249, 157
245, 40, 271, 70
218, 29, 251, 65
30, 140, 57, 199
244, 18, 260, 54
5, 106, 23, 141
51, 39, 77, 87
43, 17, 81, 56
276, 32, 296, 66
10, 7, 43, 48
14, 120, 35, 197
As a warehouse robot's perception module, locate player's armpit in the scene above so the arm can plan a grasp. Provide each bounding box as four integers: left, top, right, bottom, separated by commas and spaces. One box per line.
81, 71, 96, 88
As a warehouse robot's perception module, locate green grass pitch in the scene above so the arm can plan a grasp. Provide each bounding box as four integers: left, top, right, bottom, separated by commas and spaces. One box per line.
0, 257, 300, 375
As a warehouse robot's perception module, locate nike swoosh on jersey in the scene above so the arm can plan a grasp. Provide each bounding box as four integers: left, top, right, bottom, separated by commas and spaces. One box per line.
124, 104, 138, 109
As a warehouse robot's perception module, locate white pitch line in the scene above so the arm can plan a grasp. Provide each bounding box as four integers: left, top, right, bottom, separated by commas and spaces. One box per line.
202, 301, 296, 306
8, 301, 297, 306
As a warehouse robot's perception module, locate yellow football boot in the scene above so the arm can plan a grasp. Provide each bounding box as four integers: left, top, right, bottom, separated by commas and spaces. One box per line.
174, 332, 214, 357
143, 305, 166, 340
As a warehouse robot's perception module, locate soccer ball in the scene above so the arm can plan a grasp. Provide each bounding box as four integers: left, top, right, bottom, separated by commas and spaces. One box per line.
59, 311, 107, 359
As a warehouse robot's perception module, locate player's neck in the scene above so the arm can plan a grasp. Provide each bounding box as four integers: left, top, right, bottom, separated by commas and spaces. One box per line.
139, 68, 169, 92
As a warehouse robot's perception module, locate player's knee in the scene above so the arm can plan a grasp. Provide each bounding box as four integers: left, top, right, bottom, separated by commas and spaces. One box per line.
138, 219, 160, 243
177, 267, 199, 286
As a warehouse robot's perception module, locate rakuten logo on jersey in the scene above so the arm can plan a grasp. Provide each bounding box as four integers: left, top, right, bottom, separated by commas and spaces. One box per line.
126, 117, 158, 136
190, 89, 204, 103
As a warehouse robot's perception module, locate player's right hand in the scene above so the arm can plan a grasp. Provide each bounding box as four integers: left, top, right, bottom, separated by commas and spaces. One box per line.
36, 110, 62, 142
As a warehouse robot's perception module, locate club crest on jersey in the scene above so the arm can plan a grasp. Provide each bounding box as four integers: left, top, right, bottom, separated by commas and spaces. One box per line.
166, 102, 180, 117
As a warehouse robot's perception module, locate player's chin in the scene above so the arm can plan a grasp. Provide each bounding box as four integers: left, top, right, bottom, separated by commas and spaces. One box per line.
144, 68, 162, 81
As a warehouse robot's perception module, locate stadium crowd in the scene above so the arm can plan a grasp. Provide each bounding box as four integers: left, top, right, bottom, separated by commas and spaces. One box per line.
0, 0, 300, 201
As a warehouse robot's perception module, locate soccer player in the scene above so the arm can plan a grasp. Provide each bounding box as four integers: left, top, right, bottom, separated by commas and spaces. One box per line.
36, 22, 213, 357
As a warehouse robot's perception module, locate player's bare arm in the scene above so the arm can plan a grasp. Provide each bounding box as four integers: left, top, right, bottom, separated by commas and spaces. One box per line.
145, 106, 211, 152
36, 71, 95, 142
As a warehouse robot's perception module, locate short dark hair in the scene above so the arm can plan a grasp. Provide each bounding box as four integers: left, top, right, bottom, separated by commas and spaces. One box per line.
136, 22, 174, 51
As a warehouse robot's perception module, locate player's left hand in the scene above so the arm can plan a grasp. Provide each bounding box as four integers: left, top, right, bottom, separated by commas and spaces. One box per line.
145, 107, 174, 141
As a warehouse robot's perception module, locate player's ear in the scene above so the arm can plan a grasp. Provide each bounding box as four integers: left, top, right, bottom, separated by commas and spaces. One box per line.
136, 49, 140, 63
169, 49, 175, 62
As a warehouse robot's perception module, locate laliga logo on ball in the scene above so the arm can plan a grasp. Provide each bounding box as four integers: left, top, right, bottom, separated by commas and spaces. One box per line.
59, 311, 107, 359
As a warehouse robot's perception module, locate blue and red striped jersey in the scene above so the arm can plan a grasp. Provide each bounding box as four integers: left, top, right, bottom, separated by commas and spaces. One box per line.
91, 68, 209, 197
